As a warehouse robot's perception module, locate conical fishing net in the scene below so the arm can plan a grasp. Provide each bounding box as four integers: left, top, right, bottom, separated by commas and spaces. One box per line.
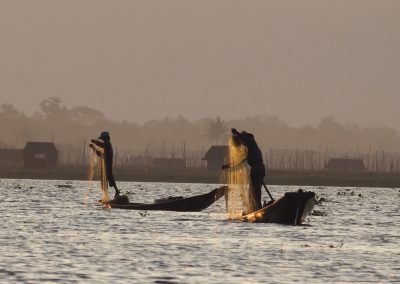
220, 137, 258, 219
87, 147, 109, 203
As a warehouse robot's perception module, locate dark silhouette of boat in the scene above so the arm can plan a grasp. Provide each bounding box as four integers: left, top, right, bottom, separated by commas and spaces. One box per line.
104, 187, 315, 225
241, 189, 316, 225
104, 186, 226, 212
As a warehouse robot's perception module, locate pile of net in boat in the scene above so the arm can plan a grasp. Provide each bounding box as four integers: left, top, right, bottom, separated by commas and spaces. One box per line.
87, 149, 109, 203
220, 137, 258, 219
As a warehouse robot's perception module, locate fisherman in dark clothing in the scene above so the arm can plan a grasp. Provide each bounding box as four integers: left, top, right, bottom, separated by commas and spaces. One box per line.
222, 128, 265, 209
89, 131, 120, 198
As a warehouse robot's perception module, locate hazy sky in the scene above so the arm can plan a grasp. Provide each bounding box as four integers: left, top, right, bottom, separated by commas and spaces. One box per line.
0, 1, 399, 131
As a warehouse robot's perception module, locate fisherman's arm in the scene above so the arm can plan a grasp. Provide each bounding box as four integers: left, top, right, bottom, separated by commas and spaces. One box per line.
232, 128, 252, 147
89, 143, 104, 156
91, 138, 105, 148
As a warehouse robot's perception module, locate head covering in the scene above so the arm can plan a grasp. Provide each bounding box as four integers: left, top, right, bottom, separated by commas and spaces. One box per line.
99, 131, 110, 140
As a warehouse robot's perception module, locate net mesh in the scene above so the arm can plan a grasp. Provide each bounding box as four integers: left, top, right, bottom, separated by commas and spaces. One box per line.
220, 137, 258, 219
87, 148, 109, 203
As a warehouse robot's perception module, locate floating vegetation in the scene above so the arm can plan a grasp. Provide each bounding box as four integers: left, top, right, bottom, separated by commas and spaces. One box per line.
311, 210, 327, 216
56, 184, 73, 189
329, 241, 344, 248
337, 190, 357, 196
315, 197, 328, 204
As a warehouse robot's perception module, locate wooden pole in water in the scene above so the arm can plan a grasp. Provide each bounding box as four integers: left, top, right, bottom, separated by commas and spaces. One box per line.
82, 139, 86, 165
367, 144, 371, 172
162, 140, 165, 158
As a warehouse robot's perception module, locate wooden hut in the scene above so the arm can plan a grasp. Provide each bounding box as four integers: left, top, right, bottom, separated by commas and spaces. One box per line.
203, 145, 228, 171
325, 158, 366, 172
23, 142, 58, 168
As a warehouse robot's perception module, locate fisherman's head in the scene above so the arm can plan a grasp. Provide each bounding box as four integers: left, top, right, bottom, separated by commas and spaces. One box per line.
99, 131, 110, 141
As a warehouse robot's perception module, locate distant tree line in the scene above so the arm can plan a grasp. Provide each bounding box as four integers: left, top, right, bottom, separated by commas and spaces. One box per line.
1, 97, 400, 161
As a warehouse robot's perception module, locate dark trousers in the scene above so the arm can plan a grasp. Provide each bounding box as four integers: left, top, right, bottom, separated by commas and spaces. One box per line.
250, 162, 265, 209
106, 165, 116, 188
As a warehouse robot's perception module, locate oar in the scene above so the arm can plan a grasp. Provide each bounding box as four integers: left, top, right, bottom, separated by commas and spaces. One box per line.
262, 181, 274, 202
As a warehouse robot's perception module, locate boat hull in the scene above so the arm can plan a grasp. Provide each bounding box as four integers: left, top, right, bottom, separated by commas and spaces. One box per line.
241, 190, 316, 225
105, 186, 226, 212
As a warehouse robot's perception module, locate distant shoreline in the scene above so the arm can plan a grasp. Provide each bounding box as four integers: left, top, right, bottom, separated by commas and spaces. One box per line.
0, 166, 399, 188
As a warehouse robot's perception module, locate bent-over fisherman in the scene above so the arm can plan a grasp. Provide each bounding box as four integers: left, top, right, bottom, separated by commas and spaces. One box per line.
222, 128, 265, 209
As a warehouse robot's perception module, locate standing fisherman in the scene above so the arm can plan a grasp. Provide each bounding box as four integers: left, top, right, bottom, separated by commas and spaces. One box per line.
222, 128, 265, 209
89, 131, 120, 198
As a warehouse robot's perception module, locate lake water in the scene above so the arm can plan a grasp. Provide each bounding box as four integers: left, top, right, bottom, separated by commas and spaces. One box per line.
1, 179, 399, 283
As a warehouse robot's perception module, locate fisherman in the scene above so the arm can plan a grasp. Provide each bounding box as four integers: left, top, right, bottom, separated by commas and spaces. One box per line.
89, 131, 120, 198
222, 128, 265, 209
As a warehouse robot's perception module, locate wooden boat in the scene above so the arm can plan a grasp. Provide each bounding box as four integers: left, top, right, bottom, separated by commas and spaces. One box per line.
104, 186, 226, 212
104, 186, 315, 225
241, 189, 316, 225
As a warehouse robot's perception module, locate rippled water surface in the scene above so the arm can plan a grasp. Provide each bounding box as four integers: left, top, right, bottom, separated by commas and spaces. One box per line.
1, 179, 399, 283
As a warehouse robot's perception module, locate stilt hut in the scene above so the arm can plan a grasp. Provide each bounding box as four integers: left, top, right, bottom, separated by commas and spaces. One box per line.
325, 158, 366, 172
23, 142, 58, 168
203, 145, 228, 171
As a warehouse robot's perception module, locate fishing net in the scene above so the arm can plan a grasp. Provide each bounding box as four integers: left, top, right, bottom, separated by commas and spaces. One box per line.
220, 137, 258, 219
87, 147, 109, 203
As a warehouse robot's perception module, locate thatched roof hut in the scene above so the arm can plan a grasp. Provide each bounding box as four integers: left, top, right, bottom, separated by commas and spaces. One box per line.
23, 142, 58, 168
203, 145, 228, 171
325, 158, 366, 172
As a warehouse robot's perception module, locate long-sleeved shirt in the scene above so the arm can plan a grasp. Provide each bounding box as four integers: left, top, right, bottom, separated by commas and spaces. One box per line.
237, 131, 263, 166
91, 138, 114, 168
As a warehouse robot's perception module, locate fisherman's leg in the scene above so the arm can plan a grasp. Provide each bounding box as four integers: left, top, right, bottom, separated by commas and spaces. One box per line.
253, 179, 262, 209
111, 185, 120, 198
250, 169, 262, 209
107, 172, 120, 197
251, 163, 266, 209
113, 184, 120, 197
111, 183, 120, 197
105, 163, 120, 197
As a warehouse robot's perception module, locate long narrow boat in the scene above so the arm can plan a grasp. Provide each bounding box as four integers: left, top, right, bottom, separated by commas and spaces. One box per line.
104, 186, 316, 225
241, 189, 316, 225
104, 186, 226, 212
